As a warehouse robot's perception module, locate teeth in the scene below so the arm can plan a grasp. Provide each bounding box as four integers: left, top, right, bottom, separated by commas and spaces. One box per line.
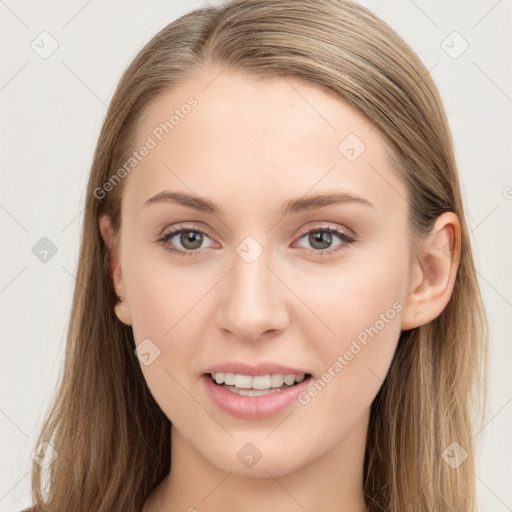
211, 372, 306, 390
235, 374, 252, 389
214, 373, 225, 385
252, 375, 271, 390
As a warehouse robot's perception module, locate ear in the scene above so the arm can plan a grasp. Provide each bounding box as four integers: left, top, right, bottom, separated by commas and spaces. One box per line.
401, 212, 461, 331
99, 214, 132, 326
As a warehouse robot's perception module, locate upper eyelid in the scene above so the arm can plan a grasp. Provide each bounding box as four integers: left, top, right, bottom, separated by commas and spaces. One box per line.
160, 222, 353, 238
161, 223, 212, 239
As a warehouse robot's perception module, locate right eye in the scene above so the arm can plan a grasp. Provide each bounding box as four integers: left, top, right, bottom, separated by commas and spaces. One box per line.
156, 225, 216, 255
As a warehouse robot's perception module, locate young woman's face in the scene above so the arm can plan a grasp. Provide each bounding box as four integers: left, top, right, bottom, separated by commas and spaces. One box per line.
110, 68, 414, 477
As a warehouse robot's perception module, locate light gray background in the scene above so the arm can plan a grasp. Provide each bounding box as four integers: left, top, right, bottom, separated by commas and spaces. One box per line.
1, 1, 511, 511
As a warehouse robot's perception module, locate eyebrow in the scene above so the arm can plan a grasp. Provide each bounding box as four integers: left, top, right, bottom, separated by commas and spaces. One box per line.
142, 190, 374, 217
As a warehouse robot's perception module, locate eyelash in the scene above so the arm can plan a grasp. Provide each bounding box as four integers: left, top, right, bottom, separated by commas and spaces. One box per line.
156, 223, 355, 258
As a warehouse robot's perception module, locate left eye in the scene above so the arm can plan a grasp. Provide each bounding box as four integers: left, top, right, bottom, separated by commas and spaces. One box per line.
295, 227, 354, 254
156, 225, 355, 256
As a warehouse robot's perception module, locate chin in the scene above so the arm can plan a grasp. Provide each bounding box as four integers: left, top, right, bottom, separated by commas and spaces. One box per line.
205, 441, 311, 478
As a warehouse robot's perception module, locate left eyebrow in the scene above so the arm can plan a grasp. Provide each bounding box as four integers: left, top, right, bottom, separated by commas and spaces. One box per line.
281, 192, 375, 216
142, 190, 375, 217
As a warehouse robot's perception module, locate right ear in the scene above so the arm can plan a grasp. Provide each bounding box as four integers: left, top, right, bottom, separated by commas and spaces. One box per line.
99, 215, 132, 326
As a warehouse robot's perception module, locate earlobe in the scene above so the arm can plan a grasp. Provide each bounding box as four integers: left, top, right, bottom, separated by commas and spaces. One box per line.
401, 212, 461, 331
99, 215, 133, 326
114, 297, 132, 326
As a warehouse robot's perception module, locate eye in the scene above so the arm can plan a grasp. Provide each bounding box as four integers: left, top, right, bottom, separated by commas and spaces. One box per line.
156, 225, 215, 256
155, 223, 355, 257
294, 225, 355, 256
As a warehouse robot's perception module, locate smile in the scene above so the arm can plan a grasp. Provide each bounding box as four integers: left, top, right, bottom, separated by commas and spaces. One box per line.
210, 372, 307, 396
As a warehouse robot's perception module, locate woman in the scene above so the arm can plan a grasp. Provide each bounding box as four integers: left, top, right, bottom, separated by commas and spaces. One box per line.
24, 0, 488, 510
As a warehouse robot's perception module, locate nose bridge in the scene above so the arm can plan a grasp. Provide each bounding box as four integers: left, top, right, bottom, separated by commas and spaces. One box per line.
217, 236, 288, 341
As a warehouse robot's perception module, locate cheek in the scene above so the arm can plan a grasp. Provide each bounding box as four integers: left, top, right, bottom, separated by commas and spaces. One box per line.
294, 247, 406, 407
125, 244, 198, 337
123, 252, 204, 421
300, 248, 405, 338
132, 307, 200, 427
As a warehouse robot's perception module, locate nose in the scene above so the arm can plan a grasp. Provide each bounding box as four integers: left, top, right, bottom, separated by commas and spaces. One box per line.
215, 243, 290, 343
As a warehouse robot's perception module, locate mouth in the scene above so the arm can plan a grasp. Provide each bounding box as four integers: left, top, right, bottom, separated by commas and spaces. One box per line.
207, 371, 313, 396
202, 371, 313, 419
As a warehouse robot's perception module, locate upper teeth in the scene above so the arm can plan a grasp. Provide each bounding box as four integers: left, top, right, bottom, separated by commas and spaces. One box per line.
211, 372, 306, 389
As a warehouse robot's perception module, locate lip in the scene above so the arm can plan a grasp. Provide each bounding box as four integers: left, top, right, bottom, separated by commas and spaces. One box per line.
203, 361, 311, 377
202, 372, 312, 420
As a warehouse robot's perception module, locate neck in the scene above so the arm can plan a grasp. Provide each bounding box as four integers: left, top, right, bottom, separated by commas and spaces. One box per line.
144, 410, 370, 512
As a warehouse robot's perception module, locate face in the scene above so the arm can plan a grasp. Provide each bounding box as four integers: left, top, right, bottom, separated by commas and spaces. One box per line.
104, 68, 414, 477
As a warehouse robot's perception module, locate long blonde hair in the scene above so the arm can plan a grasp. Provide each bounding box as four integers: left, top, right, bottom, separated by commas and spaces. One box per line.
29, 1, 488, 510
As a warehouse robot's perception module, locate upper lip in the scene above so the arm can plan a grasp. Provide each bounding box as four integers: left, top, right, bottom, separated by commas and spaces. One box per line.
204, 362, 311, 377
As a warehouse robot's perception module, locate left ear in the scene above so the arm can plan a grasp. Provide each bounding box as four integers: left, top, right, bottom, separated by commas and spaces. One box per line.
401, 212, 461, 331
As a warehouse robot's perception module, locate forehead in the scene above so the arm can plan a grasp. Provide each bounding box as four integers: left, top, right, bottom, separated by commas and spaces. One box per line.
136, 68, 378, 141
122, 67, 406, 216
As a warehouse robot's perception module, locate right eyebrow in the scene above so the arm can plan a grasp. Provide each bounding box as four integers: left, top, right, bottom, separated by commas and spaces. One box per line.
143, 191, 225, 216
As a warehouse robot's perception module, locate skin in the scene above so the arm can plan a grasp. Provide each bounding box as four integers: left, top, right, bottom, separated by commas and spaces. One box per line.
100, 67, 461, 512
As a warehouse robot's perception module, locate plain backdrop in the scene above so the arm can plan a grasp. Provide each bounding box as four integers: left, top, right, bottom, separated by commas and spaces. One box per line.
1, 1, 511, 511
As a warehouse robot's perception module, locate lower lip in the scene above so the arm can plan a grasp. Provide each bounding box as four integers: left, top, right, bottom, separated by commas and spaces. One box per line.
202, 374, 312, 420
